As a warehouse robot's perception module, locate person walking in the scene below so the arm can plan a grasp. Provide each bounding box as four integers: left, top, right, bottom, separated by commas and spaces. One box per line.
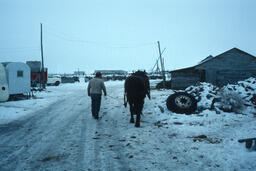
87, 72, 107, 119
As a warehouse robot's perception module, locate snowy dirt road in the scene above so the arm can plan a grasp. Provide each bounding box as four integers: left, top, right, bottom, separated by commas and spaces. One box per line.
0, 84, 132, 171
0, 81, 256, 171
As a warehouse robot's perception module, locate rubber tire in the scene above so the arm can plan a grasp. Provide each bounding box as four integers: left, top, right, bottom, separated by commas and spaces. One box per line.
166, 92, 197, 114
246, 140, 252, 149
55, 81, 60, 86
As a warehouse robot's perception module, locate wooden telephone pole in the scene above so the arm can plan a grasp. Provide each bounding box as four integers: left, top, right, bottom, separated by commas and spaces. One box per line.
157, 41, 166, 88
40, 23, 46, 89
152, 48, 166, 74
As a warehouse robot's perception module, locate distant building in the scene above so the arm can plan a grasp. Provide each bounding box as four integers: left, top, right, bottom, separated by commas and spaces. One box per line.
170, 48, 256, 89
94, 70, 128, 81
94, 70, 128, 76
74, 71, 85, 76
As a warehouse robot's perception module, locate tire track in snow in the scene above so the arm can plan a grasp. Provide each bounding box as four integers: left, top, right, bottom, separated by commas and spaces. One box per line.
76, 105, 90, 170
91, 92, 130, 171
78, 83, 130, 171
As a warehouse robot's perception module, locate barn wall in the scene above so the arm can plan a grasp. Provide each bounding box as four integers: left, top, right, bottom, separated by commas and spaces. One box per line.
216, 70, 256, 86
196, 50, 256, 86
171, 70, 201, 89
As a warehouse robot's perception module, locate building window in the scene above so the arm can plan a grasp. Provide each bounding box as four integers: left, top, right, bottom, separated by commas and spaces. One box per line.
17, 70, 23, 77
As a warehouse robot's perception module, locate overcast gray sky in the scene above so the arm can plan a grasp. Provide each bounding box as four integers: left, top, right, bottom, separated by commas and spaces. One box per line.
0, 0, 256, 74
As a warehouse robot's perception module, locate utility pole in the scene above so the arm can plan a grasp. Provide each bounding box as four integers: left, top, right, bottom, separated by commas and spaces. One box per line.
40, 23, 45, 89
157, 41, 166, 88
151, 48, 166, 74
156, 59, 160, 74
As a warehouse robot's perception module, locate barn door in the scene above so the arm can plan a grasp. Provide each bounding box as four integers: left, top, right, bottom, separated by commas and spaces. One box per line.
206, 70, 217, 85
200, 70, 206, 82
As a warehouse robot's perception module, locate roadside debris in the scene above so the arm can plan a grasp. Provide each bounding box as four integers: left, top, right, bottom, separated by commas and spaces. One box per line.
189, 135, 222, 144
238, 138, 256, 150
185, 77, 256, 114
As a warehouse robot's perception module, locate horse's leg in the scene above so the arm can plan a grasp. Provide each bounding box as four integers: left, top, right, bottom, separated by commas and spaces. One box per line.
135, 99, 144, 127
135, 102, 140, 127
135, 113, 140, 127
129, 102, 134, 123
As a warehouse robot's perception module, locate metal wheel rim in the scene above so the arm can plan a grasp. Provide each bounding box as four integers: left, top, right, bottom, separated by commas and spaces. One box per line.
175, 95, 192, 109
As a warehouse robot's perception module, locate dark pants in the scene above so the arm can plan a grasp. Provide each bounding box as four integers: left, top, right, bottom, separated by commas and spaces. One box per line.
91, 94, 102, 117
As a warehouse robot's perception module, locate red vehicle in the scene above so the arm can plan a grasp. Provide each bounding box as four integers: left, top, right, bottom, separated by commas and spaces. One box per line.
26, 61, 48, 87
31, 68, 48, 87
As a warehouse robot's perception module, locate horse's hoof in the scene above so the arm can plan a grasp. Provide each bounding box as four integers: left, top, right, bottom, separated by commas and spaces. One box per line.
130, 118, 134, 123
135, 122, 140, 127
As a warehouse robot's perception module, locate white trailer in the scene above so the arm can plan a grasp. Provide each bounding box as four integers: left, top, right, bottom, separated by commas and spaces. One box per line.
0, 63, 9, 102
4, 62, 31, 95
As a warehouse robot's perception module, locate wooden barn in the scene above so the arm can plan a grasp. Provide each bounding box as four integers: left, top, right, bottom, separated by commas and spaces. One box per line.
170, 48, 256, 89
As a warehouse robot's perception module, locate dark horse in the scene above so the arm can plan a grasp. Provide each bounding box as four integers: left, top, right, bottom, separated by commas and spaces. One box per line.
124, 71, 150, 127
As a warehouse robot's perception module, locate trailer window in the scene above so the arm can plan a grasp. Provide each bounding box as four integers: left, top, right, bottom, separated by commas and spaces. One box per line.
17, 70, 23, 77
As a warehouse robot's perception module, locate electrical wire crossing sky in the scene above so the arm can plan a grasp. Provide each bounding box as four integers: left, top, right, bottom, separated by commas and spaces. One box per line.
0, 0, 256, 74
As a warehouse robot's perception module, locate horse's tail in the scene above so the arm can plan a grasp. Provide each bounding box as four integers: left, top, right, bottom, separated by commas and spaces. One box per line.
124, 93, 127, 107
124, 79, 127, 107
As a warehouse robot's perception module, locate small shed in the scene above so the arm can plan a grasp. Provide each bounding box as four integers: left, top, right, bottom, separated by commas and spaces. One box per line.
0, 63, 9, 101
3, 62, 31, 95
170, 48, 256, 89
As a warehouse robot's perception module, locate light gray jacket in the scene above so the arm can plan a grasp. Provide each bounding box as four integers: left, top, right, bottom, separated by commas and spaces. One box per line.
87, 78, 107, 95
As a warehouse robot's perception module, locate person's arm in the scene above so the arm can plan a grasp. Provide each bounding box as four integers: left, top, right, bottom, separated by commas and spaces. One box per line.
101, 81, 107, 96
87, 81, 91, 96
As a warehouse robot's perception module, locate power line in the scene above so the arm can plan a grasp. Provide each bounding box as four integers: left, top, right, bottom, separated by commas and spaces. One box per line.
45, 30, 99, 44
0, 48, 40, 53
45, 30, 155, 48
44, 24, 156, 49
0, 47, 40, 50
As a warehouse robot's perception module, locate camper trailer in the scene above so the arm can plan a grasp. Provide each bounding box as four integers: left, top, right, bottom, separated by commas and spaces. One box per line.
0, 63, 9, 102
3, 62, 31, 95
